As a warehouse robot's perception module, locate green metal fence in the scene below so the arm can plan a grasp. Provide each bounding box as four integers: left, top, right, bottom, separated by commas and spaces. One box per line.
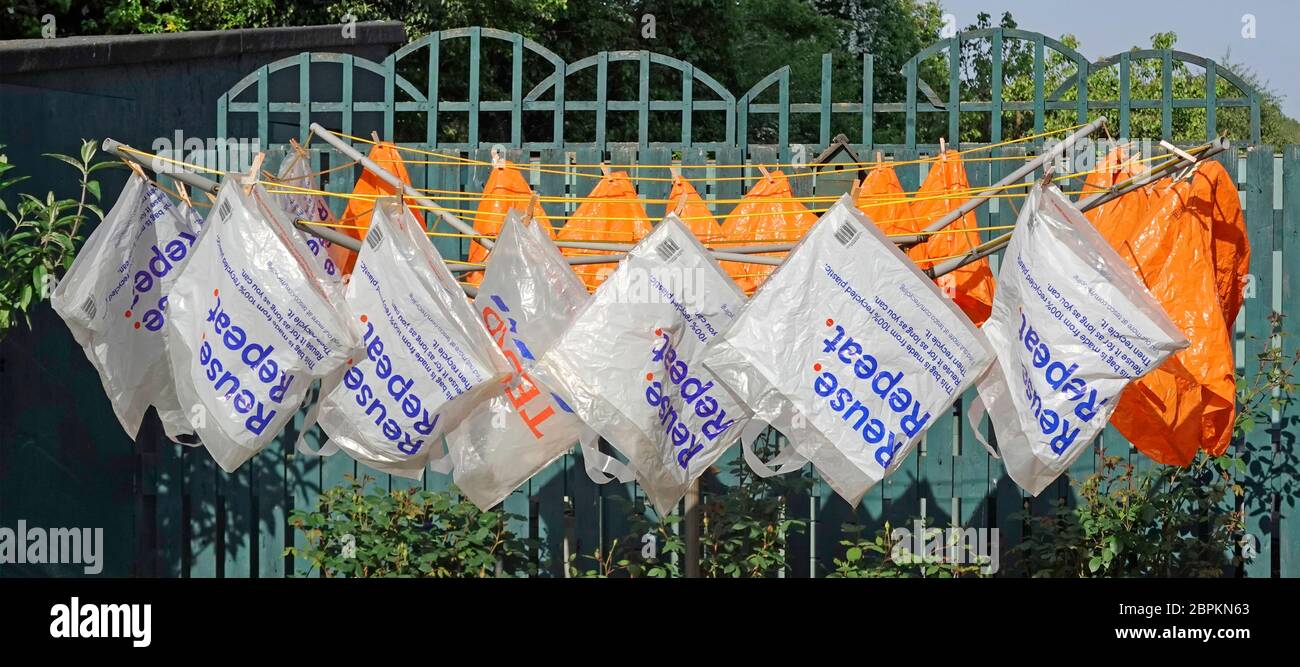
132, 27, 1296, 577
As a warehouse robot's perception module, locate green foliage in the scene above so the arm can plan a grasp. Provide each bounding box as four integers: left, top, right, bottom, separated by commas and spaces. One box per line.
10, 1, 1290, 143
827, 520, 989, 578
951, 12, 1298, 146
0, 139, 115, 341
287, 475, 539, 577
1012, 453, 1245, 578
567, 495, 684, 578
698, 433, 812, 577
570, 433, 811, 577
1235, 313, 1300, 441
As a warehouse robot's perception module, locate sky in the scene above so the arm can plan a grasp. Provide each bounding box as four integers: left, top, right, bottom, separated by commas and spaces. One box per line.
938, 0, 1300, 118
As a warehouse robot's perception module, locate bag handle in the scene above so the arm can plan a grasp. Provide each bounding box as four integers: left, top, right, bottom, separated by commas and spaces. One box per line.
579, 429, 636, 484
965, 395, 1000, 459
740, 419, 807, 478
295, 370, 344, 457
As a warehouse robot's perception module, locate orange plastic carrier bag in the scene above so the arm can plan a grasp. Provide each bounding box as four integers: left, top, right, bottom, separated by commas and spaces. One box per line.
557, 171, 653, 290
855, 164, 918, 236
1192, 159, 1250, 324
668, 176, 724, 243
906, 151, 996, 326
466, 160, 550, 285
718, 171, 817, 293
333, 141, 418, 275
1089, 159, 1245, 464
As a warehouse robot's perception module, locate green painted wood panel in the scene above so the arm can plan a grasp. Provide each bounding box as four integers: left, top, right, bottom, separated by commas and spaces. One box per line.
1241, 146, 1275, 578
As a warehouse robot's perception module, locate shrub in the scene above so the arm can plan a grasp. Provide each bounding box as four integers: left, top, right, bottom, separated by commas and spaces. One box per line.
0, 139, 116, 341
287, 476, 539, 577
1012, 453, 1244, 577
828, 520, 990, 578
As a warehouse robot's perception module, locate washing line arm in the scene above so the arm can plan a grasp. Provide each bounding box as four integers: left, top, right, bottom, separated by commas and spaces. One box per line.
891, 116, 1110, 247
308, 123, 493, 253
104, 137, 482, 298
103, 138, 367, 255
926, 137, 1231, 279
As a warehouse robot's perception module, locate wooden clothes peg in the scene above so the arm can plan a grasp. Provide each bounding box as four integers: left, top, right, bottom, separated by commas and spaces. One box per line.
1038, 163, 1055, 188
757, 164, 771, 179
671, 192, 688, 216
243, 153, 265, 192
848, 177, 861, 202
669, 164, 681, 180
522, 192, 540, 224
175, 181, 194, 209
939, 137, 946, 154
124, 157, 147, 181
600, 161, 611, 178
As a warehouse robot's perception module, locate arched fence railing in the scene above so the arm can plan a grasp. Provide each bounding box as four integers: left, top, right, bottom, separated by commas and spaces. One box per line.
219, 26, 1260, 156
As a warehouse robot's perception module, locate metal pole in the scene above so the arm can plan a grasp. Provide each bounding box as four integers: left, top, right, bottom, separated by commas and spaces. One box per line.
309, 123, 492, 251
928, 138, 1229, 279
684, 480, 701, 578
104, 138, 367, 255
893, 116, 1109, 246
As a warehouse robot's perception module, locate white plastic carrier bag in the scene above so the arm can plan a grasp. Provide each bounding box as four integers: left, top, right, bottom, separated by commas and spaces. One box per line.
532, 214, 750, 514
972, 182, 1188, 495
270, 149, 343, 287
701, 196, 995, 506
314, 197, 514, 479
51, 171, 208, 441
164, 175, 360, 472
447, 210, 622, 509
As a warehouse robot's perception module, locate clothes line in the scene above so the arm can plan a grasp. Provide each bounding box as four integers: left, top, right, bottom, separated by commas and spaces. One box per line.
928, 137, 1232, 279
102, 137, 479, 299
307, 121, 1110, 260
331, 122, 1091, 177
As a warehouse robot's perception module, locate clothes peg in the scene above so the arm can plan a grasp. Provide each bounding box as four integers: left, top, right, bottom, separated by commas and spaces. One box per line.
243, 153, 265, 192
848, 177, 861, 202
875, 150, 883, 166
757, 164, 771, 179
671, 192, 688, 217
669, 164, 681, 180
1038, 163, 1055, 188
522, 192, 539, 224
176, 181, 194, 209
491, 146, 504, 169
939, 137, 947, 154
124, 157, 147, 181
371, 131, 382, 145
1158, 140, 1196, 166
600, 161, 611, 178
